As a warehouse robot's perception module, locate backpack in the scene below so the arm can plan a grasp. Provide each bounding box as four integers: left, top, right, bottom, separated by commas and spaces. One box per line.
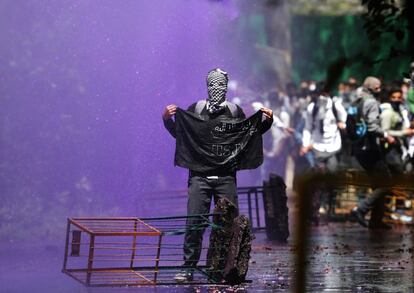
345, 98, 367, 141
311, 97, 339, 133
195, 100, 238, 117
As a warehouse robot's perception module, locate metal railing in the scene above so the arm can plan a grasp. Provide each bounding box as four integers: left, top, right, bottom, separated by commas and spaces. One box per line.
237, 186, 266, 231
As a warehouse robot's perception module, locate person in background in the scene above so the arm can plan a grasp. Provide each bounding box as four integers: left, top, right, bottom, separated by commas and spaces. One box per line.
380, 87, 414, 174
263, 90, 294, 180
350, 76, 396, 229
300, 81, 347, 222
404, 62, 414, 120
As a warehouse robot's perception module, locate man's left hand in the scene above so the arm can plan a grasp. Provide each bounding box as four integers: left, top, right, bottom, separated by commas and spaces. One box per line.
337, 121, 346, 130
260, 107, 273, 120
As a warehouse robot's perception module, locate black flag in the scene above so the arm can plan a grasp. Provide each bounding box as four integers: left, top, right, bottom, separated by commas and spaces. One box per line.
174, 108, 263, 173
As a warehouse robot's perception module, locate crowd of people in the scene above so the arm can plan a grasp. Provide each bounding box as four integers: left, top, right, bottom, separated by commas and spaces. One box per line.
231, 63, 414, 229
254, 76, 414, 175
162, 67, 414, 282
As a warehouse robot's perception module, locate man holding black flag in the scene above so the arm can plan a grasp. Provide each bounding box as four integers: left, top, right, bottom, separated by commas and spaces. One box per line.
162, 68, 273, 282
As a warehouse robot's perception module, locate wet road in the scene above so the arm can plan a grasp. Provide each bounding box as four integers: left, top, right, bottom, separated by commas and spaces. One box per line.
1, 221, 413, 293
249, 224, 413, 292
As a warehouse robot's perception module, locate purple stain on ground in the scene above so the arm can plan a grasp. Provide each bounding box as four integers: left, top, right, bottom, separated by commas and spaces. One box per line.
1, 223, 414, 292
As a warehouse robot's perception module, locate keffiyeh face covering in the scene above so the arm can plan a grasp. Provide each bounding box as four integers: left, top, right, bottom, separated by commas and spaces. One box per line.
206, 69, 228, 114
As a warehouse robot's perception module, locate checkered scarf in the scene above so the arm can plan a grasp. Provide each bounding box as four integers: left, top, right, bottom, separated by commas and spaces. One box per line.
206, 69, 228, 114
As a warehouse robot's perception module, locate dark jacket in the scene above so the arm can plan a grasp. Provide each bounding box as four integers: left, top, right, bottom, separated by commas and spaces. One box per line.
358, 89, 385, 138
353, 89, 386, 153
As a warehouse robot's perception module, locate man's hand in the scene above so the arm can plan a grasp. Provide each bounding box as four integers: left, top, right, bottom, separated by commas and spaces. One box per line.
263, 149, 275, 158
260, 107, 273, 120
163, 104, 177, 121
385, 134, 395, 145
283, 127, 295, 135
404, 128, 414, 137
300, 145, 312, 156
337, 121, 346, 130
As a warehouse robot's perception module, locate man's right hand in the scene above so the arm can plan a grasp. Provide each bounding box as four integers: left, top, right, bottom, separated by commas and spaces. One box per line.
283, 127, 295, 135
299, 145, 312, 156
163, 104, 177, 120
385, 134, 395, 145
404, 128, 414, 137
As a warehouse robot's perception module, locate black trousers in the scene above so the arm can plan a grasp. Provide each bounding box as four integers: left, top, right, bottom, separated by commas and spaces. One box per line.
383, 146, 404, 175
355, 149, 391, 224
183, 175, 238, 267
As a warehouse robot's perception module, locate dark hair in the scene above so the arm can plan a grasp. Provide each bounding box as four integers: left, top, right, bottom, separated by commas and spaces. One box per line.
388, 86, 402, 96
382, 86, 402, 103
268, 90, 284, 108
310, 81, 328, 97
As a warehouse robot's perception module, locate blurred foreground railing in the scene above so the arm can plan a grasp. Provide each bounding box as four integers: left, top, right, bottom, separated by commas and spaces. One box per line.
293, 171, 414, 293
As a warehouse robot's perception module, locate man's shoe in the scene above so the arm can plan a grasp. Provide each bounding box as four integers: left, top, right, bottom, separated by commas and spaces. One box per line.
369, 221, 392, 230
350, 208, 368, 228
174, 269, 194, 283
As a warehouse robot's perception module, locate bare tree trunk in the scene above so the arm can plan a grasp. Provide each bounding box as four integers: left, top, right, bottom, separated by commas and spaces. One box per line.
259, 0, 292, 89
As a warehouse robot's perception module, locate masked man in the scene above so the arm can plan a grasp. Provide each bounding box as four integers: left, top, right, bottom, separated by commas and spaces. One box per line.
380, 87, 414, 173
350, 76, 396, 229
162, 68, 273, 282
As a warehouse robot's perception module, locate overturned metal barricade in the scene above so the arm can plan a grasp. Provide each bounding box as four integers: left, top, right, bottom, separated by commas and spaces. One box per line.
62, 217, 163, 286
62, 214, 243, 286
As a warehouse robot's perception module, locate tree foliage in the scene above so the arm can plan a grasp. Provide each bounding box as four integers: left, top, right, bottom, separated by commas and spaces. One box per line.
362, 0, 413, 59
294, 0, 414, 90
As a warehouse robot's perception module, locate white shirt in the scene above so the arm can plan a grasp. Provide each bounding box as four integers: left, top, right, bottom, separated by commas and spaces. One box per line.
302, 96, 347, 153
267, 110, 290, 156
